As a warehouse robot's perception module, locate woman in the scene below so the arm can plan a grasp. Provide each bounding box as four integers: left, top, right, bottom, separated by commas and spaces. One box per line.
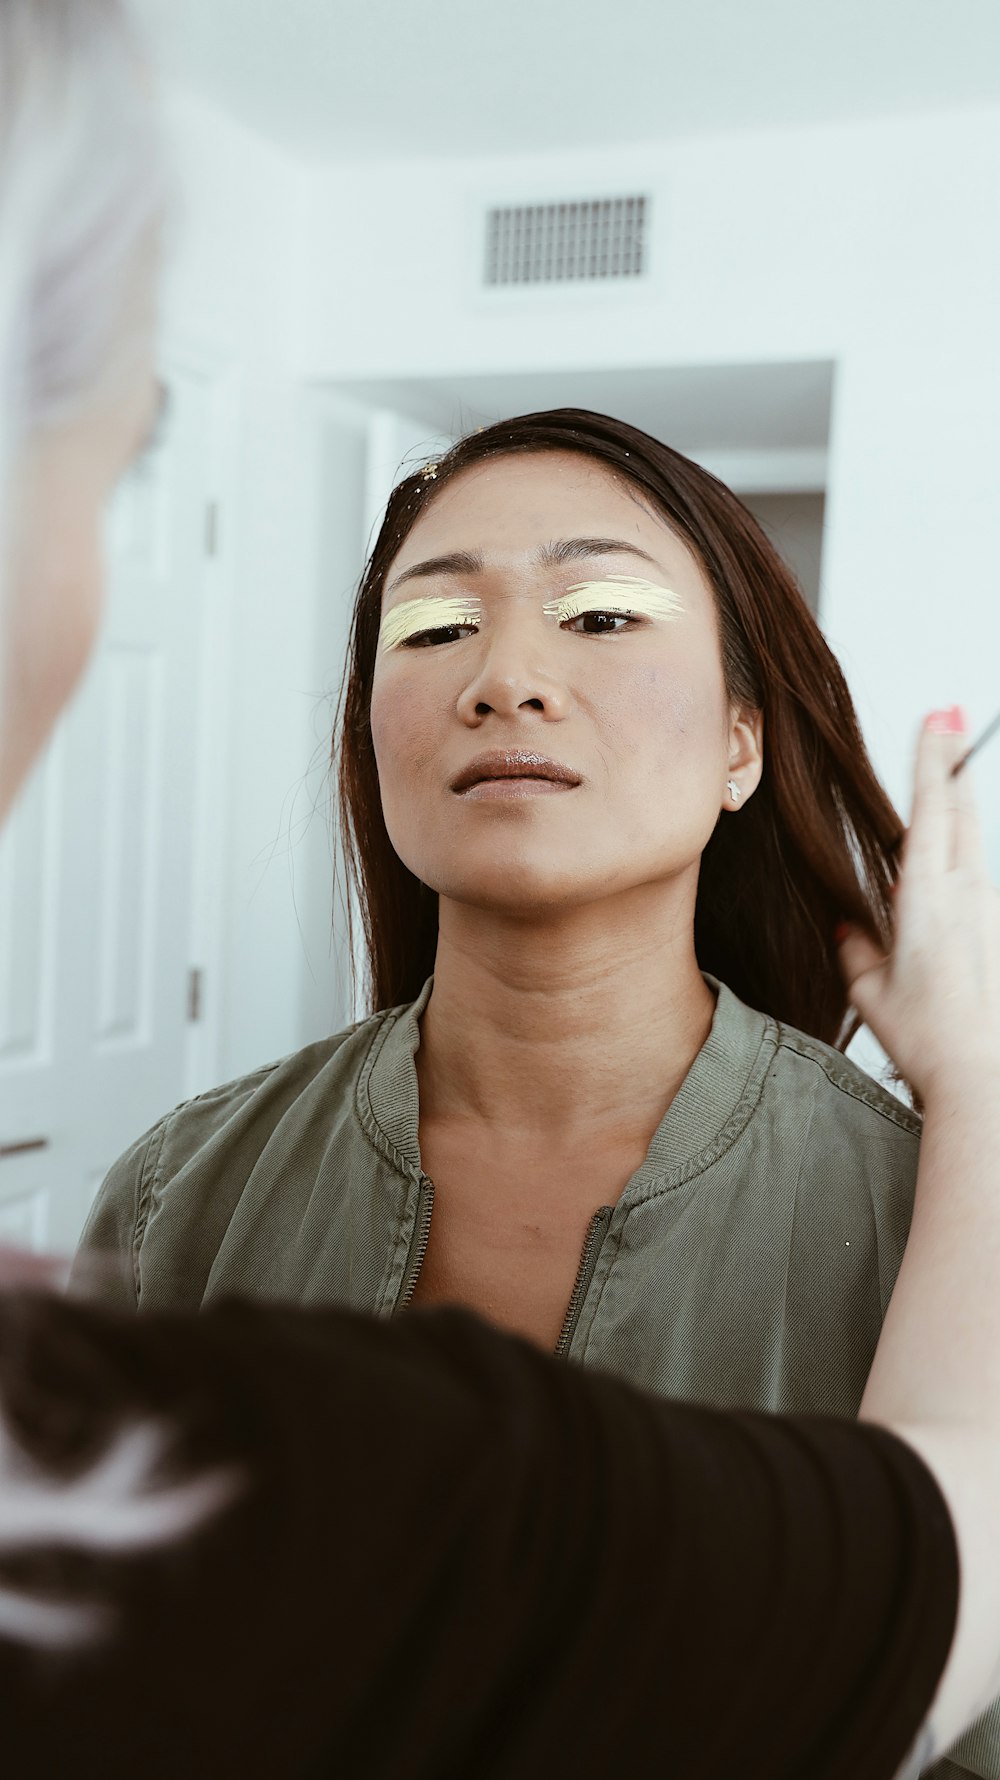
83, 427, 993, 1771
84, 419, 920, 1410
2, 3, 999, 1777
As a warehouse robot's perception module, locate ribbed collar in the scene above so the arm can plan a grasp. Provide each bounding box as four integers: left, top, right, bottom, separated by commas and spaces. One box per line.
362, 975, 775, 1196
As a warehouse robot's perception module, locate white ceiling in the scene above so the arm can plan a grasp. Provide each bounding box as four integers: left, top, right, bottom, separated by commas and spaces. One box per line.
131, 0, 1000, 163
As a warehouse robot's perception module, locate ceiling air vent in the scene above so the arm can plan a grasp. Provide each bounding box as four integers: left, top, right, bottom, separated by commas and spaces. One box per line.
484, 195, 649, 287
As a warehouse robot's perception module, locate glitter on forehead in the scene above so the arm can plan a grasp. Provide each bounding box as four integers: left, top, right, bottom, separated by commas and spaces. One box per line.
379, 595, 484, 653
542, 576, 684, 624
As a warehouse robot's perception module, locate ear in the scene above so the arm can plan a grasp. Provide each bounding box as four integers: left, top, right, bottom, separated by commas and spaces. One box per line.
723, 706, 764, 811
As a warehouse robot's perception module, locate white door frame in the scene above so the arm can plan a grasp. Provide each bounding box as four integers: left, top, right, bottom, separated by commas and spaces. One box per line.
159, 331, 243, 1100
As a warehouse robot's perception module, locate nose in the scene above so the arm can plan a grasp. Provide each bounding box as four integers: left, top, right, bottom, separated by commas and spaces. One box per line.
454, 618, 574, 725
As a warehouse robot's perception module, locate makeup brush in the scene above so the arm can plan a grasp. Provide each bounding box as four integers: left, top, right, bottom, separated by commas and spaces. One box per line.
951, 706, 1000, 778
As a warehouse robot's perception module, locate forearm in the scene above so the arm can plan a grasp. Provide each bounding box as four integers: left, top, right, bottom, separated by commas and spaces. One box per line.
861, 1068, 1000, 1430
860, 1068, 1000, 1753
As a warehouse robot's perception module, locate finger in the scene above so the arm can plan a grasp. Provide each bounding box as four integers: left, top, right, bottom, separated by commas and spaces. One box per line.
902, 713, 964, 881
835, 925, 887, 1002
950, 743, 990, 880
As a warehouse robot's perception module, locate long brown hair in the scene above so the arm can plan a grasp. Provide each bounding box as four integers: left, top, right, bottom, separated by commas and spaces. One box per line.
338, 409, 902, 1046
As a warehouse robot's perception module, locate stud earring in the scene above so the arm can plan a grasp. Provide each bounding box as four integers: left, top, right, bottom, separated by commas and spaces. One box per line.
727, 778, 742, 804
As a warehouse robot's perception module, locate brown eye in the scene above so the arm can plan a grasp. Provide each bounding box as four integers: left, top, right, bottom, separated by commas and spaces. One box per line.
403, 624, 479, 648
563, 610, 636, 635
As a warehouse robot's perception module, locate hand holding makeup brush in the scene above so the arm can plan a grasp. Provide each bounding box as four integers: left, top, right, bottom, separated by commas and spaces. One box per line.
837, 707, 999, 1102
842, 713, 1000, 1754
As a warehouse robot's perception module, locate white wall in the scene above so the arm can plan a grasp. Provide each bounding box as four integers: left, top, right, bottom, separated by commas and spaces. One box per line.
296, 111, 1000, 873
159, 91, 350, 1082
158, 97, 1000, 1086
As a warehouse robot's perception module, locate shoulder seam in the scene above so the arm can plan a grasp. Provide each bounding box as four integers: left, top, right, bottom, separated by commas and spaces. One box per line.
162, 1059, 284, 1121
132, 1119, 168, 1306
176, 1022, 374, 1118
776, 1027, 921, 1136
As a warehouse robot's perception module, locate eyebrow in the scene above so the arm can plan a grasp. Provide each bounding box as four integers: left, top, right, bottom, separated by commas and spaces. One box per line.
384, 536, 662, 598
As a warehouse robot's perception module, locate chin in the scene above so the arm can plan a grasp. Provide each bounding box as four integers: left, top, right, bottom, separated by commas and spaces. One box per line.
434, 857, 601, 917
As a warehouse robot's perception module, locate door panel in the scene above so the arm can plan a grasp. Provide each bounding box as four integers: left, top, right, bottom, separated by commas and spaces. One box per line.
0, 366, 220, 1252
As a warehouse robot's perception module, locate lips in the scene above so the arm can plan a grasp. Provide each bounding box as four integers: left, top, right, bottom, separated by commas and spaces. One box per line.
451, 750, 582, 793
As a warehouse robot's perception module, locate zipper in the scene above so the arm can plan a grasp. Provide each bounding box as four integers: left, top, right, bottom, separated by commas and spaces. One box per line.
554, 1207, 612, 1358
394, 1176, 435, 1314
395, 1180, 611, 1347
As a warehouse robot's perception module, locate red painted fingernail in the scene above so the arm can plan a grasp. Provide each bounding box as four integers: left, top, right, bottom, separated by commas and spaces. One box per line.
926, 706, 967, 734
834, 921, 850, 944
888, 881, 898, 896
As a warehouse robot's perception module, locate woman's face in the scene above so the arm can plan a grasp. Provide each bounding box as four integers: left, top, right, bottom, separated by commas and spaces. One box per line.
370, 450, 763, 916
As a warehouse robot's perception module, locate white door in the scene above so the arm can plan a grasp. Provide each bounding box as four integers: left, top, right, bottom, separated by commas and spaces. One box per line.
0, 364, 221, 1252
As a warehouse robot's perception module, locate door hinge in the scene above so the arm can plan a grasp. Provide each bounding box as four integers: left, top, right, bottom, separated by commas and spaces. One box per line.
187, 968, 204, 1023
204, 501, 220, 557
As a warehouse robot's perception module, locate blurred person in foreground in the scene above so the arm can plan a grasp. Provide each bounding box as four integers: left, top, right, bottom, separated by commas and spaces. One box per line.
0, 3, 997, 1777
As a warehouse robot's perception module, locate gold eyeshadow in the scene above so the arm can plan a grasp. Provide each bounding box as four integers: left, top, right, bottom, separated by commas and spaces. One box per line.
542, 576, 684, 624
379, 575, 683, 652
379, 596, 484, 652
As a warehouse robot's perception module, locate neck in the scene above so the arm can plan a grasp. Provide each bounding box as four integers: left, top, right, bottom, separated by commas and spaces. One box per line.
417, 878, 715, 1144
